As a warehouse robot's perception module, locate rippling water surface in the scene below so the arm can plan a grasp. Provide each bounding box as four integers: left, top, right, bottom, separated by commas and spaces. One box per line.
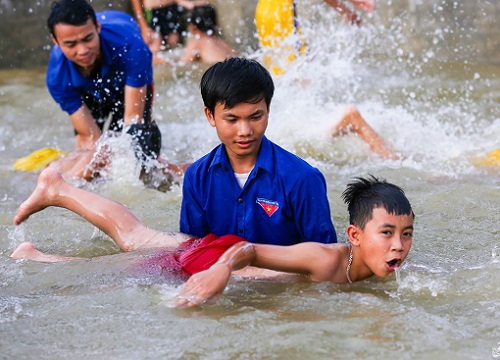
1, 1, 499, 359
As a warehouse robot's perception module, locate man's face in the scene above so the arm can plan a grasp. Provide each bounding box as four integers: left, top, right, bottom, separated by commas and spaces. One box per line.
204, 99, 269, 172
52, 18, 101, 70
356, 207, 413, 279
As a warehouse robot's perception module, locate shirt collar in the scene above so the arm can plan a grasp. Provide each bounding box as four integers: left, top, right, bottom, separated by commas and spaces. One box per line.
209, 136, 273, 175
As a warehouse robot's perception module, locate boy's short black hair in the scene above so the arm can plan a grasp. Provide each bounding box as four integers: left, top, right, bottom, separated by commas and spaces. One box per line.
47, 0, 97, 39
188, 5, 218, 34
200, 57, 275, 114
342, 175, 414, 229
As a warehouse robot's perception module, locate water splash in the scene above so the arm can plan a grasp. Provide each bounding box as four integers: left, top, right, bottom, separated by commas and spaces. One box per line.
492, 245, 499, 264
394, 266, 401, 284
232, 5, 500, 180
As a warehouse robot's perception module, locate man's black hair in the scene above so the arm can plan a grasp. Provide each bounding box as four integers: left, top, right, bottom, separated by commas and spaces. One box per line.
342, 175, 414, 229
47, 0, 97, 39
188, 5, 218, 34
200, 57, 275, 114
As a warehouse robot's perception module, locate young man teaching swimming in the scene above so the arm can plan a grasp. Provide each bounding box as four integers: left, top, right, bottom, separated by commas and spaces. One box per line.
11, 167, 414, 308
179, 57, 337, 246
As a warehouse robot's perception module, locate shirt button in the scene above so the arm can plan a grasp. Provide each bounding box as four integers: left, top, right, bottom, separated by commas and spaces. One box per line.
239, 228, 243, 233
237, 198, 243, 203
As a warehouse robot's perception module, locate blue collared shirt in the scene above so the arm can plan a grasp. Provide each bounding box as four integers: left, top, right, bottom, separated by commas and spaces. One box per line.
180, 136, 337, 245
46, 10, 153, 116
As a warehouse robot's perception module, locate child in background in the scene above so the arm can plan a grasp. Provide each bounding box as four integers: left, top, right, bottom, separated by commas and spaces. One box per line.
179, 3, 236, 64
130, 0, 186, 64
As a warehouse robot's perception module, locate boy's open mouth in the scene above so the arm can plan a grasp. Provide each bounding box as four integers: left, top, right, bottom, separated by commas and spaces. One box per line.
387, 259, 399, 268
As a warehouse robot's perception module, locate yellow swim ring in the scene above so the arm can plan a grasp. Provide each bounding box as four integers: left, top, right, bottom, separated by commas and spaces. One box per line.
256, 0, 296, 48
473, 148, 500, 167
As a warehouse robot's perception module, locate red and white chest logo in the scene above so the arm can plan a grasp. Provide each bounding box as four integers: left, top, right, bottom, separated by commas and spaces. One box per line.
256, 198, 279, 217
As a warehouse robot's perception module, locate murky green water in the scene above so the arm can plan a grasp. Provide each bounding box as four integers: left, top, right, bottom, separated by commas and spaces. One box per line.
1, 1, 499, 359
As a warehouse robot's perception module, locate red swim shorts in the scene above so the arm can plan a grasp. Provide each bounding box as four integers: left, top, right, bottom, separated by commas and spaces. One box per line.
178, 234, 247, 275
140, 233, 247, 277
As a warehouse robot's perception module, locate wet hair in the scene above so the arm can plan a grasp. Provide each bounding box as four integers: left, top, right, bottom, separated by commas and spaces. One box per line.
200, 57, 275, 114
188, 5, 218, 34
342, 175, 414, 229
47, 0, 97, 39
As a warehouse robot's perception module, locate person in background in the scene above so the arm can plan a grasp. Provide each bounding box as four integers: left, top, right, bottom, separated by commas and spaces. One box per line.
45, 0, 185, 181
178, 2, 236, 64
130, 0, 186, 64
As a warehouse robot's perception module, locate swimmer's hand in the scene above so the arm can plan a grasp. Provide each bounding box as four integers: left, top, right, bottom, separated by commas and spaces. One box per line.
173, 263, 232, 308
349, 0, 375, 13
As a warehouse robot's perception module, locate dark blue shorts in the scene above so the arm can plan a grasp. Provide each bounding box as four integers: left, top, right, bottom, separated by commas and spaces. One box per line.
149, 5, 185, 35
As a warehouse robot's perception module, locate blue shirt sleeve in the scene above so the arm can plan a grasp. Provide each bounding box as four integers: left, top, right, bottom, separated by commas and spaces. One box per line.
291, 168, 337, 244
180, 165, 210, 237
46, 49, 85, 115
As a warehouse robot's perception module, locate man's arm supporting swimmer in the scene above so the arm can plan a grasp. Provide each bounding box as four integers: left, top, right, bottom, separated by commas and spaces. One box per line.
173, 242, 340, 308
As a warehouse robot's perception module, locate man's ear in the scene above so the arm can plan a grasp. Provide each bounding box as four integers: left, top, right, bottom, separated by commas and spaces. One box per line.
97, 20, 102, 33
346, 224, 361, 246
51, 34, 58, 46
204, 107, 216, 127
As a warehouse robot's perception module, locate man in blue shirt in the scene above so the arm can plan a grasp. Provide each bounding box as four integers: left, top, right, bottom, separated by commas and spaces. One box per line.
45, 0, 161, 179
180, 58, 337, 246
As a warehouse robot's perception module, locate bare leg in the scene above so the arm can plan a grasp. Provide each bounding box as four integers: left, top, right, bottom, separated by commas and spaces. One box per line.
11, 242, 88, 262
329, 105, 400, 160
13, 167, 190, 252
149, 33, 170, 65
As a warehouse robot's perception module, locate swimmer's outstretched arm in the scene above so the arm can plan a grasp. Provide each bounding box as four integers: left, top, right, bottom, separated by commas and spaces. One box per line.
324, 0, 375, 25
347, 0, 375, 13
329, 105, 400, 160
13, 167, 190, 253
173, 242, 347, 308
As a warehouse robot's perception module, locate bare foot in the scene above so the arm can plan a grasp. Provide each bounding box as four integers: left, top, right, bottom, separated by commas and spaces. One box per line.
13, 167, 64, 225
10, 242, 87, 262
10, 242, 45, 260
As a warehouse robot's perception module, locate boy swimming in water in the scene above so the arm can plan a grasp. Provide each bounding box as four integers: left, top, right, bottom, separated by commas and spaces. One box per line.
11, 167, 414, 308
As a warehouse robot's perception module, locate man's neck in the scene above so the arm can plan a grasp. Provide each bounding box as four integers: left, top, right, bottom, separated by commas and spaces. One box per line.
227, 150, 259, 174
79, 55, 102, 78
